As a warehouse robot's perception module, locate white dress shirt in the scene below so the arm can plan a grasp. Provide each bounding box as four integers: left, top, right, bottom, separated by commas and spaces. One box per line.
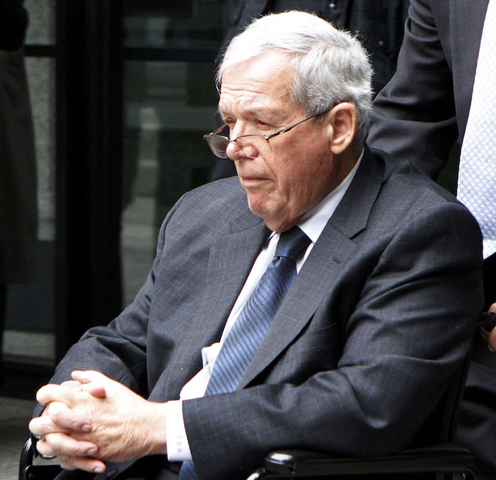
166, 152, 363, 461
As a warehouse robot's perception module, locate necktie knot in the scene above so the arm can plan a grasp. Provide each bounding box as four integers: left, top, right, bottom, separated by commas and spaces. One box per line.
275, 226, 311, 261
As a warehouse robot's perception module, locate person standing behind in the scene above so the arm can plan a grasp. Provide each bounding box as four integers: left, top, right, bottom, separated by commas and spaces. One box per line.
224, 0, 410, 95
368, 1, 496, 479
0, 0, 38, 383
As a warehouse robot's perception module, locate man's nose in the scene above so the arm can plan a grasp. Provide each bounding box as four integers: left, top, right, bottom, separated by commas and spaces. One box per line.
226, 139, 244, 161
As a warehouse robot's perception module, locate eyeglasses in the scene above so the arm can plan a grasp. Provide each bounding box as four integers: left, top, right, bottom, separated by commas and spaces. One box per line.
203, 110, 331, 159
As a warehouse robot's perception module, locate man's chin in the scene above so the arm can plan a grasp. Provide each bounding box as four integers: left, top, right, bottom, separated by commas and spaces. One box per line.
247, 198, 293, 232
247, 201, 270, 221
248, 196, 274, 221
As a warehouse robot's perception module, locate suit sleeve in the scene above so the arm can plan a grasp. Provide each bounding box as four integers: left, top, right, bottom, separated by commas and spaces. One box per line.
182, 201, 483, 480
43, 197, 185, 397
368, 0, 459, 180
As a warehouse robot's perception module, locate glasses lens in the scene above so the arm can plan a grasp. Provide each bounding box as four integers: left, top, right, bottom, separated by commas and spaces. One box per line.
204, 133, 272, 159
205, 135, 229, 158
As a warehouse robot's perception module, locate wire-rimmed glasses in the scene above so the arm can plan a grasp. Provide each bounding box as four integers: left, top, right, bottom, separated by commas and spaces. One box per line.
203, 109, 331, 159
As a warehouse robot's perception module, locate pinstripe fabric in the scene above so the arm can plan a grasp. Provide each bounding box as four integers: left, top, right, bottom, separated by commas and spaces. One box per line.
179, 226, 310, 480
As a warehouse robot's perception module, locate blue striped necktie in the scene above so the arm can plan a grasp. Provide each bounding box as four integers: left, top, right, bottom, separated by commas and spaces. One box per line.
178, 226, 311, 480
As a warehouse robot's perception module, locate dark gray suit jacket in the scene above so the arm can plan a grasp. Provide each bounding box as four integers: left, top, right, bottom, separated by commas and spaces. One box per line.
50, 146, 483, 479
369, 0, 487, 179
368, 2, 496, 478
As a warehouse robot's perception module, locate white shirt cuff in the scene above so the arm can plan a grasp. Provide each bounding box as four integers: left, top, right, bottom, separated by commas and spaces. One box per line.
165, 400, 192, 462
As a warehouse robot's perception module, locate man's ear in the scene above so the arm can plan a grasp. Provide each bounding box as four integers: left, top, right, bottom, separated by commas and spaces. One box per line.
327, 103, 358, 155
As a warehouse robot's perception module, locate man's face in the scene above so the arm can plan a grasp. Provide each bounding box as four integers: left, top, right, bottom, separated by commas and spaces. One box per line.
219, 52, 339, 232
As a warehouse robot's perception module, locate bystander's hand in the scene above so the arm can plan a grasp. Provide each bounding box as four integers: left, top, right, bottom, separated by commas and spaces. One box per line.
480, 303, 496, 351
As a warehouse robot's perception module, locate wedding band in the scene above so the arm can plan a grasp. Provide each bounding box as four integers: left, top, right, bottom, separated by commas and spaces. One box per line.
39, 452, 57, 460
32, 434, 57, 460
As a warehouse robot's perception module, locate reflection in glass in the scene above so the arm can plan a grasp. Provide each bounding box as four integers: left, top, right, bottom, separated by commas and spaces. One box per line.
26, 58, 56, 240
123, 0, 225, 49
121, 57, 222, 304
3, 57, 56, 361
24, 0, 56, 45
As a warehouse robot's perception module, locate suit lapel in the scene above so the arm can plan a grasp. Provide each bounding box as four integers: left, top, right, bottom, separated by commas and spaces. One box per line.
239, 148, 385, 388
450, 0, 488, 137
195, 213, 269, 347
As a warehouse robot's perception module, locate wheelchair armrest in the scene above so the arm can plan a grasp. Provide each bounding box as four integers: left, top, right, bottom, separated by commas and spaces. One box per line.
263, 443, 476, 477
19, 438, 62, 480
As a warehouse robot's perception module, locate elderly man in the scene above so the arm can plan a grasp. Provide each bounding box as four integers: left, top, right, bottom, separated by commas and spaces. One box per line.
30, 11, 483, 480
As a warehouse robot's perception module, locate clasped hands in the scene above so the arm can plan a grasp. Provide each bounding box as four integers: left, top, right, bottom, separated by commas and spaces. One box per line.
29, 371, 168, 474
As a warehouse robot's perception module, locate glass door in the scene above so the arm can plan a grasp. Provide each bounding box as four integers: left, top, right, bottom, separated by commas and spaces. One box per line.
2, 0, 228, 399
121, 0, 226, 304
1, 0, 57, 396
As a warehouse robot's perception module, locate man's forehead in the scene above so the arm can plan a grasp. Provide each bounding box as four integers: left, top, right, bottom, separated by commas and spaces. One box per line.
218, 57, 295, 115
219, 89, 279, 113
218, 92, 296, 122
221, 53, 293, 91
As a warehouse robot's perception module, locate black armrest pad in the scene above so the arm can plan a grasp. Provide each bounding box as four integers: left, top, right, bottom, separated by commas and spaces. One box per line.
19, 438, 63, 480
264, 444, 475, 476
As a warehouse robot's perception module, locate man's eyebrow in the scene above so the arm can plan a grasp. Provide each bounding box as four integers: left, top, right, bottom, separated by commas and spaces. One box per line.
218, 107, 229, 117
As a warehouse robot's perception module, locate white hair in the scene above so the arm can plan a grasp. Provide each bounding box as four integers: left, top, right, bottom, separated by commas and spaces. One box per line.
217, 11, 373, 146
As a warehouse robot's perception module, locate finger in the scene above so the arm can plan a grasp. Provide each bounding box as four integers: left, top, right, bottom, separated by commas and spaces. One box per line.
46, 401, 93, 432
29, 414, 71, 437
60, 380, 82, 387
59, 458, 77, 471
60, 456, 106, 474
36, 384, 75, 407
72, 371, 107, 398
38, 432, 99, 459
489, 302, 496, 314
83, 382, 107, 399
72, 370, 107, 384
